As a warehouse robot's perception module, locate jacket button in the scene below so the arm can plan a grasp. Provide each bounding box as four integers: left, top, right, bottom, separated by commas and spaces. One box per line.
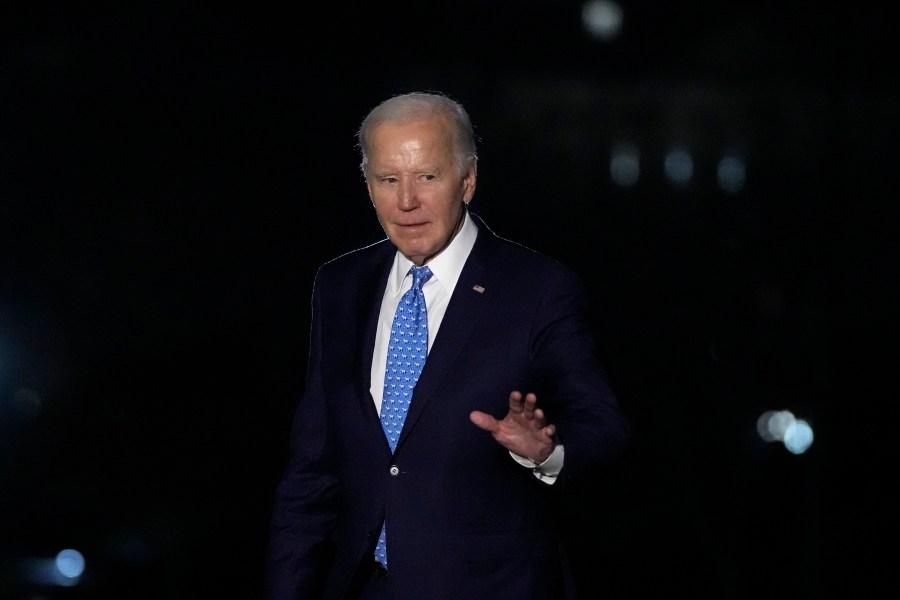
389, 465, 400, 476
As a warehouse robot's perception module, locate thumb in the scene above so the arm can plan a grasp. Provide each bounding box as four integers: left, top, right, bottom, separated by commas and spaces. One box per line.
469, 410, 498, 432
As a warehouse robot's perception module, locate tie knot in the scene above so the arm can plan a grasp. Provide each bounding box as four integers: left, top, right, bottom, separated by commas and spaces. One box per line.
410, 265, 433, 290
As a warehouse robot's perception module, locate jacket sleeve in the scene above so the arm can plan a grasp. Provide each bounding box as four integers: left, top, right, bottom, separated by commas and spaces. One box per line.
265, 267, 340, 599
529, 265, 630, 487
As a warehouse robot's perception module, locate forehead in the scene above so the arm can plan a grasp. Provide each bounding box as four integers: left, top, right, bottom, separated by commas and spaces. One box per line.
367, 120, 457, 175
369, 117, 454, 152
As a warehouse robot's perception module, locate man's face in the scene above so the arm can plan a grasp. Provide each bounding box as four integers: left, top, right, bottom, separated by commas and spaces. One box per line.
365, 116, 476, 266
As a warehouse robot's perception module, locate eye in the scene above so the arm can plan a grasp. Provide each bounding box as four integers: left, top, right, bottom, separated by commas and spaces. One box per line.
381, 176, 398, 184
421, 174, 437, 181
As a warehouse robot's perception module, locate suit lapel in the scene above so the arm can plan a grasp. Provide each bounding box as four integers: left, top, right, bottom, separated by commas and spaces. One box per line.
397, 229, 497, 450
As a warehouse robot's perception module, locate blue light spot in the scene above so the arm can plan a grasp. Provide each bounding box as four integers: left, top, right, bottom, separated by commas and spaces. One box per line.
55, 548, 85, 579
783, 420, 814, 455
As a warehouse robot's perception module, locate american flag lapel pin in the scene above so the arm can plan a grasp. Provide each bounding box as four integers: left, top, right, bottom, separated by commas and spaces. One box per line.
472, 285, 485, 294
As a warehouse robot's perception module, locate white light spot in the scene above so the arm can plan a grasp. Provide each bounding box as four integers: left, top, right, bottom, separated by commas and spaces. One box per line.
717, 154, 746, 194
582, 0, 624, 41
757, 409, 795, 442
610, 143, 640, 187
664, 147, 693, 186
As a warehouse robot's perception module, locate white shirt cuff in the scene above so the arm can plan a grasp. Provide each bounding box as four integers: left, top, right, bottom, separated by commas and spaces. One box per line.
510, 444, 564, 484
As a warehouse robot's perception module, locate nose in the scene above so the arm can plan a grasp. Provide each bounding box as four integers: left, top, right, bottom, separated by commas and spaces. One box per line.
397, 179, 418, 211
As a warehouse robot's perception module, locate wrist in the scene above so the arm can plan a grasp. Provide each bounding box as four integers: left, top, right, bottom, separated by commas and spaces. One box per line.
529, 441, 557, 466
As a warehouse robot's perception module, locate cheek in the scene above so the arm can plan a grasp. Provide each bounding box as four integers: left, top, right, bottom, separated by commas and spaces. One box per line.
370, 196, 392, 217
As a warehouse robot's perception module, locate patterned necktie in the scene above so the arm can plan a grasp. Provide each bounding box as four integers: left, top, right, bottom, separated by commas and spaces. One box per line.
374, 264, 433, 568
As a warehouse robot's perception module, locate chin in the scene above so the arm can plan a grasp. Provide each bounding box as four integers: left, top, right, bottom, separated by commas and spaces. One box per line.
401, 246, 429, 260
394, 235, 431, 255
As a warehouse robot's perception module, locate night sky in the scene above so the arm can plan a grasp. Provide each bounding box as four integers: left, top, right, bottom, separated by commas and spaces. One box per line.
1, 2, 897, 598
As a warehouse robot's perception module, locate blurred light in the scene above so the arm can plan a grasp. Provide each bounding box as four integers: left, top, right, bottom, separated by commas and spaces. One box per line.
55, 548, 85, 580
609, 142, 640, 187
757, 409, 795, 442
19, 548, 85, 587
783, 419, 814, 454
664, 147, 693, 186
717, 154, 746, 194
582, 0, 624, 41
757, 409, 815, 455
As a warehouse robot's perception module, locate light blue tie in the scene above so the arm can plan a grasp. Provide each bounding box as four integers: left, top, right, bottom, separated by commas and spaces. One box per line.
374, 265, 433, 568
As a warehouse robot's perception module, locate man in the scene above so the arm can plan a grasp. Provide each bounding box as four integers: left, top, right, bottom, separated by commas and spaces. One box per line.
265, 91, 629, 599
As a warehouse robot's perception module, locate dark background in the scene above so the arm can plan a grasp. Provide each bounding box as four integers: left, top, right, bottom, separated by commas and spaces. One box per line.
1, 2, 897, 598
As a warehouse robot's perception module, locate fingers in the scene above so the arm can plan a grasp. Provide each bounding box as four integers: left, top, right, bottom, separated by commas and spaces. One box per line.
522, 393, 539, 416
508, 390, 524, 413
479, 390, 547, 431
511, 392, 544, 427
508, 391, 539, 413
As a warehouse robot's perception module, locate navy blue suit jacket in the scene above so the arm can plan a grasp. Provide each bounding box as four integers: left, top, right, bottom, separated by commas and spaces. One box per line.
266, 214, 629, 599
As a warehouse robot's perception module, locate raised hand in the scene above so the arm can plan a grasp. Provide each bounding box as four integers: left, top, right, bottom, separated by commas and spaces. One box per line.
469, 391, 557, 464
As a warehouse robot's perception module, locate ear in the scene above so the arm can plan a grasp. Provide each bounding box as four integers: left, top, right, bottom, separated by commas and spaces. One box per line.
462, 160, 477, 204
